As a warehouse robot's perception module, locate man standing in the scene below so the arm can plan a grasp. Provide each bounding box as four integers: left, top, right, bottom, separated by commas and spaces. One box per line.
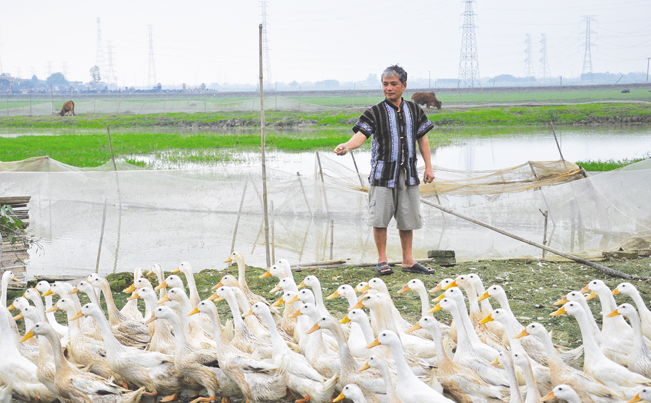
334, 65, 435, 275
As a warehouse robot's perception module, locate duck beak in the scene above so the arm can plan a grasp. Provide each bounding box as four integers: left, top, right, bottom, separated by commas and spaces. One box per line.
127, 293, 140, 301
269, 285, 282, 294
144, 314, 157, 325
606, 309, 620, 318
171, 268, 180, 274
479, 314, 493, 324
586, 291, 597, 301
340, 315, 350, 324
628, 393, 643, 403
13, 313, 23, 321
157, 295, 171, 305
242, 309, 253, 318
211, 280, 224, 290
305, 323, 320, 335
612, 288, 621, 295
271, 297, 285, 307
46, 306, 59, 313
7, 303, 16, 311
514, 329, 529, 339
332, 392, 346, 402
432, 293, 445, 303
348, 300, 364, 311
397, 285, 410, 294
19, 330, 35, 343
489, 358, 499, 366
223, 256, 232, 263
553, 297, 568, 306
42, 288, 54, 297
71, 310, 84, 321
154, 281, 168, 291
147, 269, 154, 276
540, 391, 556, 402
359, 284, 371, 292
69, 286, 79, 295
550, 306, 566, 316
580, 285, 591, 294
442, 280, 457, 290
429, 303, 443, 313
289, 310, 302, 319
366, 338, 381, 349
297, 281, 306, 290
477, 291, 490, 302
287, 294, 300, 304
259, 270, 272, 279
407, 322, 421, 334
326, 291, 340, 300
429, 284, 442, 293
359, 362, 370, 372
123, 284, 136, 294
188, 307, 200, 316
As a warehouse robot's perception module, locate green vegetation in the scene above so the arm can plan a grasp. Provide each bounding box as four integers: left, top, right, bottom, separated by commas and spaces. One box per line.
0, 102, 649, 129
577, 156, 649, 171
8, 257, 651, 350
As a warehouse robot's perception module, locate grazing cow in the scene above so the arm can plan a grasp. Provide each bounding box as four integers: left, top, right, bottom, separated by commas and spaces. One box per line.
58, 100, 75, 116
411, 92, 442, 111
621, 89, 631, 93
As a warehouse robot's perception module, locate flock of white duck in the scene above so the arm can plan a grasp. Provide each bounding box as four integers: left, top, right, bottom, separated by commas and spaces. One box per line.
2, 253, 651, 403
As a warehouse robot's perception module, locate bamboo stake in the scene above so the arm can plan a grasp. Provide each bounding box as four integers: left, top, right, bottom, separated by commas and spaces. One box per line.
95, 199, 108, 273
258, 24, 272, 269
540, 209, 548, 259
230, 177, 248, 254
420, 197, 639, 280
350, 151, 364, 189
271, 200, 275, 263
549, 120, 565, 161
297, 172, 312, 216
315, 151, 330, 217
50, 85, 54, 113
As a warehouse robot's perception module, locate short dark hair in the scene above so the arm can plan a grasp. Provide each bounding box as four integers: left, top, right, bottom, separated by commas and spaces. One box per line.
381, 65, 407, 84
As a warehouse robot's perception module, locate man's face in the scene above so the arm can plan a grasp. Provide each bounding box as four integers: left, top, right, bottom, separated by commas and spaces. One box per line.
382, 74, 406, 104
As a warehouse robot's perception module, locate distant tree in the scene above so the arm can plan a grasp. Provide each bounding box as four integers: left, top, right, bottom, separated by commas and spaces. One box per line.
316, 79, 339, 88
31, 75, 39, 82
290, 80, 298, 88
46, 72, 68, 87
0, 77, 10, 91
366, 74, 378, 84
18, 80, 35, 90
90, 65, 101, 83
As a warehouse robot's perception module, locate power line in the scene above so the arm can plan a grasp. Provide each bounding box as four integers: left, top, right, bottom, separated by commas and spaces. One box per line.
539, 33, 551, 80
458, 0, 480, 87
580, 15, 597, 82
524, 34, 534, 78
260, 1, 272, 88
147, 25, 156, 88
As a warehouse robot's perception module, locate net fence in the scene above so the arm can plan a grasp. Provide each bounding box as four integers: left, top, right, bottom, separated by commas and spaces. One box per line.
0, 155, 649, 276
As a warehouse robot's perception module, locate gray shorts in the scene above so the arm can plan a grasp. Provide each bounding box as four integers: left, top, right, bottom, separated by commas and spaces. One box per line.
368, 170, 422, 231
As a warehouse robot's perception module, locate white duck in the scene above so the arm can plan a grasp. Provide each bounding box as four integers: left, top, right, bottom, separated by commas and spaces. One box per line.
362, 355, 405, 403
608, 303, 651, 378
613, 283, 651, 340
147, 263, 167, 299
582, 279, 634, 340
512, 351, 542, 403
328, 284, 370, 359
127, 288, 175, 355
0, 271, 19, 308
368, 330, 454, 403
35, 281, 68, 337
118, 267, 144, 322
332, 384, 367, 403
297, 275, 330, 318
541, 384, 584, 403
171, 261, 202, 308
629, 387, 651, 402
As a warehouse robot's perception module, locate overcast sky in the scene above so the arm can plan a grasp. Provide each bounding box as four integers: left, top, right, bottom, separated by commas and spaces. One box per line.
1, 0, 650, 87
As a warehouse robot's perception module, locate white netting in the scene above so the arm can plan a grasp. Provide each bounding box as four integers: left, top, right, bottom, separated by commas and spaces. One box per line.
0, 155, 649, 276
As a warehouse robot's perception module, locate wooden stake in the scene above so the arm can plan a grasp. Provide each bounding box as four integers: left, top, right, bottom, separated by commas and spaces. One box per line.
540, 209, 548, 259
315, 151, 330, 217
297, 172, 312, 216
350, 151, 365, 189
259, 24, 272, 269
420, 197, 639, 280
549, 120, 565, 161
271, 201, 275, 263
95, 199, 108, 273
230, 177, 248, 254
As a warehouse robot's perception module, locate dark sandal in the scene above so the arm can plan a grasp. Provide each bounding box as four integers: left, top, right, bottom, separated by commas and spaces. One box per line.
374, 262, 393, 276
402, 262, 434, 275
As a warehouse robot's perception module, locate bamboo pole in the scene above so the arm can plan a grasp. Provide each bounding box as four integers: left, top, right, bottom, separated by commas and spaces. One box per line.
271, 200, 275, 263
258, 24, 272, 269
549, 120, 565, 161
419, 197, 639, 280
95, 199, 108, 273
540, 209, 548, 259
315, 151, 330, 217
230, 177, 248, 254
296, 172, 312, 216
350, 151, 364, 189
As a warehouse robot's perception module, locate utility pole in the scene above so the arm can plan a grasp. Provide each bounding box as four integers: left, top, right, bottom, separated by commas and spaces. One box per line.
260, 1, 272, 90
539, 34, 550, 80
147, 25, 156, 89
524, 34, 534, 78
646, 57, 650, 83
107, 41, 115, 90
580, 15, 597, 83
458, 0, 480, 87
96, 18, 105, 78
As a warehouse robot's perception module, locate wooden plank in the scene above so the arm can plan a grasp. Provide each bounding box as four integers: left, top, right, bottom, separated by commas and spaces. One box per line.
0, 196, 31, 204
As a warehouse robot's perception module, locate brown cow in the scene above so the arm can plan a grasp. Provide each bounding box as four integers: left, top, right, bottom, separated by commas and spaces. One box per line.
411, 92, 442, 111
58, 100, 75, 116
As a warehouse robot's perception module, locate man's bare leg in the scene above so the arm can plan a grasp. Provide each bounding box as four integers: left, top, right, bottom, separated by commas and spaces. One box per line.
399, 229, 417, 268
373, 227, 388, 263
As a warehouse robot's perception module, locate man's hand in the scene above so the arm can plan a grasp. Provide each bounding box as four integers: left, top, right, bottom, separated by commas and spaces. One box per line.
334, 143, 348, 156
423, 168, 435, 184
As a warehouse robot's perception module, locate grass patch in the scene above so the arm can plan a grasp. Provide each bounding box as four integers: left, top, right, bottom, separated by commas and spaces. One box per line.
577, 156, 649, 171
